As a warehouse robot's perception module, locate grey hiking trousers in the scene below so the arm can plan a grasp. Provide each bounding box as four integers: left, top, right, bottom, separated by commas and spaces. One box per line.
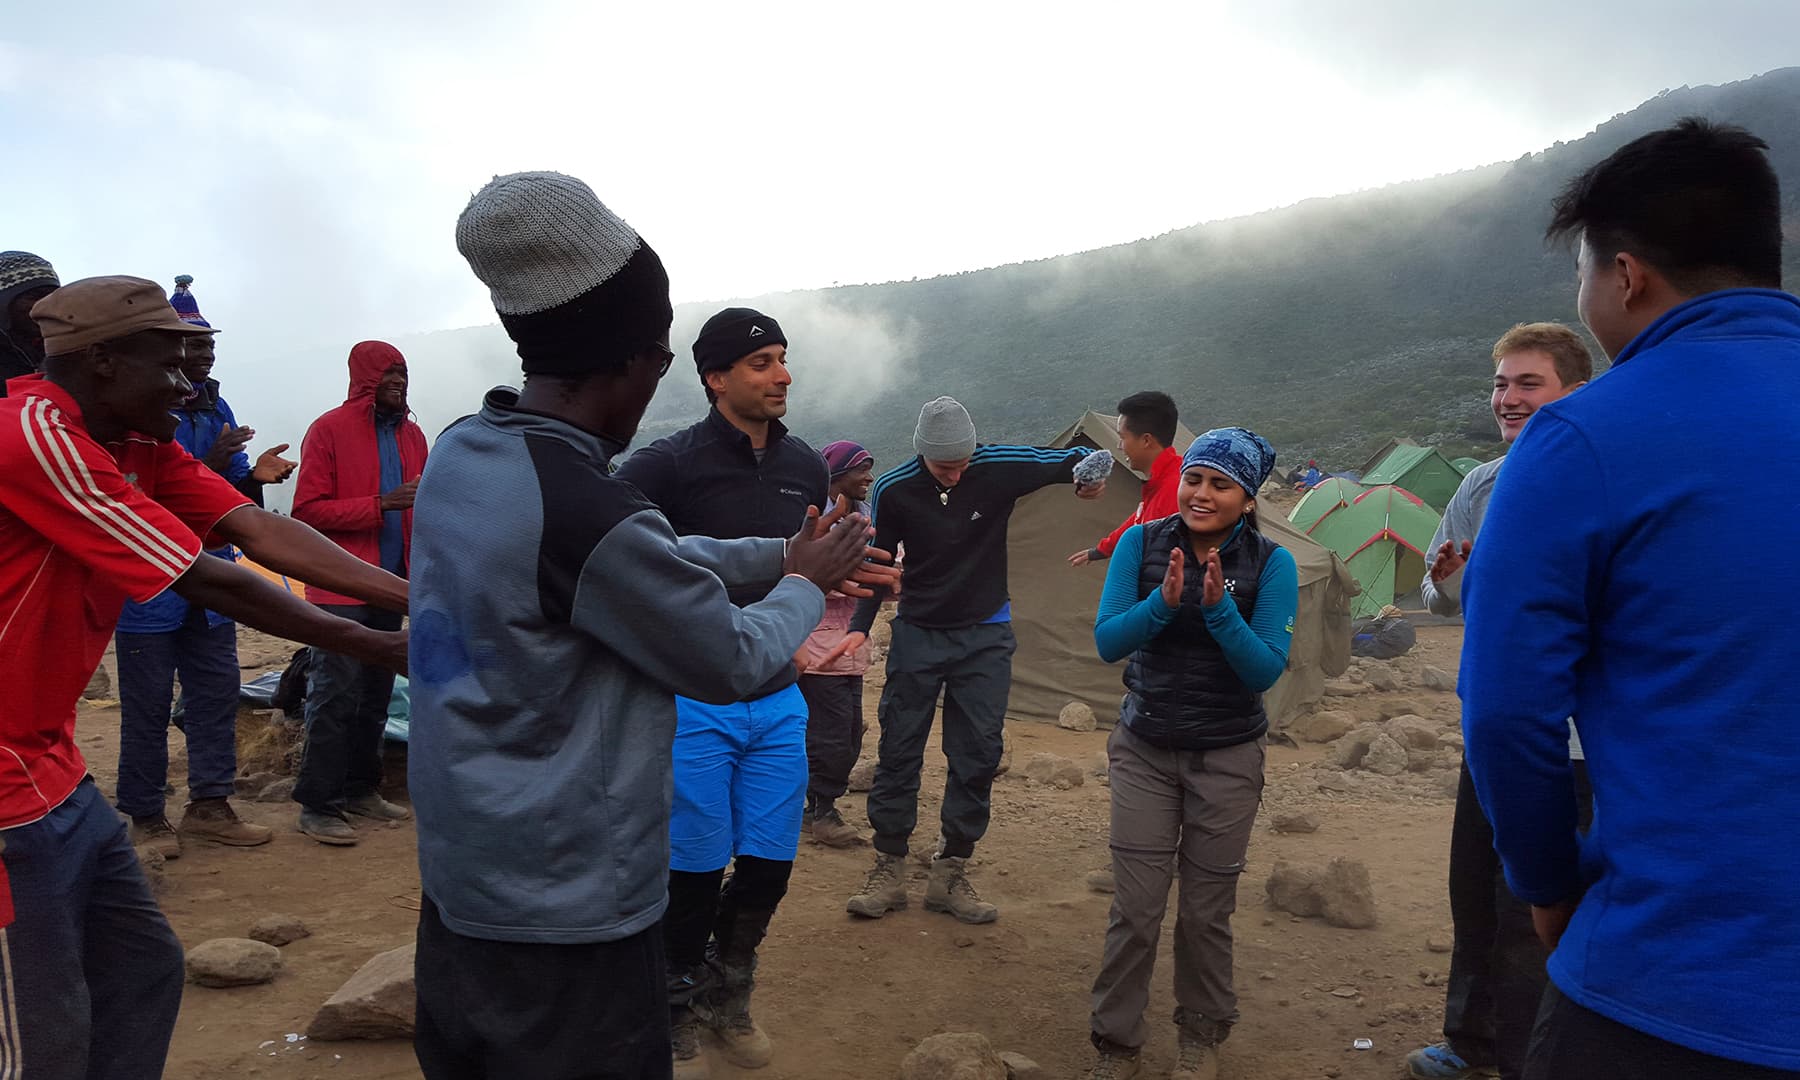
1090, 722, 1266, 1050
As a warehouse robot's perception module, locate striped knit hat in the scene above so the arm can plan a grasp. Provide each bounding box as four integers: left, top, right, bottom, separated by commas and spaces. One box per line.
455, 172, 672, 375
0, 251, 58, 295
169, 275, 211, 328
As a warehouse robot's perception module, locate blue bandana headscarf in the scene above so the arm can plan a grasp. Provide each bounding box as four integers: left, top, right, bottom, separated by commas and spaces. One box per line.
1182, 426, 1277, 496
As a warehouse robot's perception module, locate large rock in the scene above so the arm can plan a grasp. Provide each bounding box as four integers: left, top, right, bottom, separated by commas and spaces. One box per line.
187, 938, 283, 987
1363, 665, 1401, 692
1292, 710, 1357, 744
1265, 858, 1377, 929
249, 914, 311, 947
1378, 698, 1428, 720
1326, 725, 1382, 768
900, 1032, 1007, 1080
1384, 715, 1441, 751
847, 758, 877, 793
1322, 679, 1367, 698
1420, 665, 1457, 692
254, 777, 298, 803
1057, 702, 1097, 732
1360, 733, 1409, 776
1021, 753, 1083, 790
309, 943, 416, 1041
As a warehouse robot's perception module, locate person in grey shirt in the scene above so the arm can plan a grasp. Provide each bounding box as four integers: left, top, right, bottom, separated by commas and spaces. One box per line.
406, 172, 875, 1080
1408, 324, 1591, 1080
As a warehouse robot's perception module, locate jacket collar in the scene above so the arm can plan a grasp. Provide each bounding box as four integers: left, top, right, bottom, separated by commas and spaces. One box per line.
1147, 445, 1181, 483
1611, 288, 1800, 368
705, 405, 788, 455
480, 387, 628, 465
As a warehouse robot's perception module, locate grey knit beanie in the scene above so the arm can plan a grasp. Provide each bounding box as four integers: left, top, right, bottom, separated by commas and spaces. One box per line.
913, 396, 977, 461
455, 171, 672, 375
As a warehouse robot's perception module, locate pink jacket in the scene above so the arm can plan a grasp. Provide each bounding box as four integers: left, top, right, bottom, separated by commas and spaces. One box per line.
799, 591, 872, 676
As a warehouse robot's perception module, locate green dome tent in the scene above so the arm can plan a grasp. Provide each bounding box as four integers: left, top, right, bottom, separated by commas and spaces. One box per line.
1289, 477, 1365, 533
1293, 484, 1441, 618
1360, 444, 1467, 513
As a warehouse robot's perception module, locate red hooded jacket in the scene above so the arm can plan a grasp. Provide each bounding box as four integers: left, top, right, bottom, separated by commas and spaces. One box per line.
292, 341, 427, 606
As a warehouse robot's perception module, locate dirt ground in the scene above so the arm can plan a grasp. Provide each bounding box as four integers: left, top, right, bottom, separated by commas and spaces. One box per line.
75, 625, 1470, 1080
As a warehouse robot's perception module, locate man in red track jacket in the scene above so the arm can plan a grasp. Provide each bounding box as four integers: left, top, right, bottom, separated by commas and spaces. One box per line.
290, 340, 427, 845
1068, 391, 1183, 567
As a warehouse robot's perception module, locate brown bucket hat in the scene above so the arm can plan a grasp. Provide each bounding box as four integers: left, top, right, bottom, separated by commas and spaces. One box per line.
32, 275, 217, 357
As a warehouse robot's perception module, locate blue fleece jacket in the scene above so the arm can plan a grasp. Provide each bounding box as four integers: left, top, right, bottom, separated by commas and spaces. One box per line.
1095, 519, 1297, 691
1460, 288, 1800, 1071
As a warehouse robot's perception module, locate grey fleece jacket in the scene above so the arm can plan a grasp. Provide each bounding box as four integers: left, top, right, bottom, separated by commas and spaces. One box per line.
406, 389, 824, 944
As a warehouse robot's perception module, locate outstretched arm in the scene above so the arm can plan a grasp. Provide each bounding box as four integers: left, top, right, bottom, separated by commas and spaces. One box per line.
214, 506, 408, 613
172, 556, 405, 671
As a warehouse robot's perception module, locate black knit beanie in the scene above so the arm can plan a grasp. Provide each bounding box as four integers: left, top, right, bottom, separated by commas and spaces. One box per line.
692, 307, 785, 385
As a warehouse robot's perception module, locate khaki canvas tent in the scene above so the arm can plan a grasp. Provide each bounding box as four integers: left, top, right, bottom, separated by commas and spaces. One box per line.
1005, 412, 1360, 732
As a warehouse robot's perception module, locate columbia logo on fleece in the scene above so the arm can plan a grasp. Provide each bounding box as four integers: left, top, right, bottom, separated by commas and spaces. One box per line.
779, 487, 806, 498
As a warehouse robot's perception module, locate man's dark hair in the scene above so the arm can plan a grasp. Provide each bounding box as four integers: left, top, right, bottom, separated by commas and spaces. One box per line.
1116, 390, 1178, 448
1546, 117, 1782, 292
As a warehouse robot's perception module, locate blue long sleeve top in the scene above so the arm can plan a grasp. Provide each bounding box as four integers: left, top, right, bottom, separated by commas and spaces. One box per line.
1094, 520, 1297, 692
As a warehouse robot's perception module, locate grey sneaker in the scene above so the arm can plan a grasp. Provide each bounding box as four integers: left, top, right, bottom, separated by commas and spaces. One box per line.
672, 1006, 710, 1079
297, 809, 358, 846
845, 852, 909, 918
344, 793, 411, 821
925, 855, 998, 923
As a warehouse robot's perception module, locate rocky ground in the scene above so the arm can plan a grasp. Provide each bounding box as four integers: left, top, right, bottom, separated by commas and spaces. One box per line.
73, 624, 1472, 1079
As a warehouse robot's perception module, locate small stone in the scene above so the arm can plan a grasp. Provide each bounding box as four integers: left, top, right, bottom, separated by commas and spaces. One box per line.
1271, 812, 1320, 834
1433, 746, 1464, 772
1057, 702, 1097, 732
1427, 929, 1454, 953
249, 914, 311, 947
1406, 748, 1440, 773
1323, 679, 1367, 697
901, 1032, 1007, 1080
1325, 1067, 1344, 1078
954, 933, 976, 948
1421, 665, 1456, 692
1436, 770, 1462, 797
187, 938, 283, 988
1364, 665, 1400, 692
1291, 710, 1357, 744
254, 777, 298, 804
1021, 753, 1083, 790
1000, 1051, 1046, 1080
309, 943, 416, 1040
1360, 733, 1408, 776
1085, 750, 1109, 778
1084, 869, 1115, 894
1265, 858, 1376, 929
847, 758, 877, 793
1316, 770, 1358, 794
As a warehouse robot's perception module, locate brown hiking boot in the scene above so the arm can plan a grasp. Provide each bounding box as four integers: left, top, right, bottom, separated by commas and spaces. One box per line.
845, 852, 909, 918
131, 815, 182, 860
1087, 1047, 1142, 1079
701, 985, 772, 1068
178, 798, 272, 847
806, 805, 863, 848
1171, 1036, 1220, 1080
925, 855, 998, 923
672, 1006, 710, 1079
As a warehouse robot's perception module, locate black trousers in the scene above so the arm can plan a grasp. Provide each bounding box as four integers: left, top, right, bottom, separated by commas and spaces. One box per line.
1525, 985, 1800, 1080
798, 673, 864, 808
1444, 760, 1593, 1079
867, 621, 1016, 859
414, 897, 671, 1080
294, 603, 403, 814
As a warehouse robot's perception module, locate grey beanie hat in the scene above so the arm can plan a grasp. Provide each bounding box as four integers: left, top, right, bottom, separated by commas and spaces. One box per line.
913, 396, 977, 461
455, 171, 671, 374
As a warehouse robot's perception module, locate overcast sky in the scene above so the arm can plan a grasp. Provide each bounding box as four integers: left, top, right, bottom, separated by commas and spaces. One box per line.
2, 1, 1794, 451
